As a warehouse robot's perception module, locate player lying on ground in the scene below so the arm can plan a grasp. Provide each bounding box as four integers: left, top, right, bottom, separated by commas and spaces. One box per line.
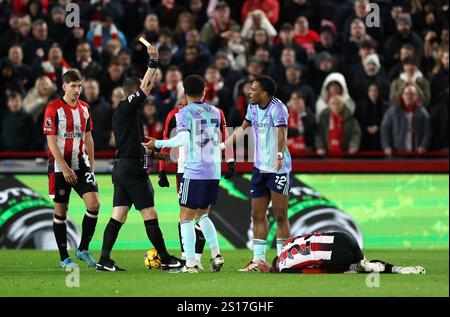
268, 232, 425, 274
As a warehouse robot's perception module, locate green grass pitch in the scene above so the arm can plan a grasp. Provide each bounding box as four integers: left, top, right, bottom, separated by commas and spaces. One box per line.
0, 249, 447, 297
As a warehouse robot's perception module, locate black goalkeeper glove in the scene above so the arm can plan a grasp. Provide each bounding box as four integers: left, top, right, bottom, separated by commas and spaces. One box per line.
224, 161, 236, 179
158, 170, 170, 187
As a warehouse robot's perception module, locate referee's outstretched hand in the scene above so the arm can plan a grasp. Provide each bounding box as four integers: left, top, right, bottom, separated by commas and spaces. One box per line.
158, 170, 170, 187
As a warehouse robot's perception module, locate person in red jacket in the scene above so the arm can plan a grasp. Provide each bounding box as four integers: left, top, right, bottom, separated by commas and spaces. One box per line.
293, 16, 320, 56
241, 0, 280, 26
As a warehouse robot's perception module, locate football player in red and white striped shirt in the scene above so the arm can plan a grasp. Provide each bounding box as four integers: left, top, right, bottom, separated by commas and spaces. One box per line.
43, 70, 100, 269
270, 232, 425, 274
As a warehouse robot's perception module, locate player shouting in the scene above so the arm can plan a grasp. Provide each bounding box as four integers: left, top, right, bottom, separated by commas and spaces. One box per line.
270, 232, 426, 275
222, 76, 292, 271
43, 70, 99, 268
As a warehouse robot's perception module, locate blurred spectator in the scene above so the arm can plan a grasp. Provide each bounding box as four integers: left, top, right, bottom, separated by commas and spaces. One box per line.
315, 95, 361, 156
86, 10, 127, 55
0, 14, 31, 57
48, 6, 69, 45
174, 29, 212, 65
246, 28, 272, 56
314, 24, 341, 60
315, 72, 356, 120
203, 65, 232, 114
155, 65, 183, 120
23, 75, 56, 122
153, 0, 185, 29
179, 45, 209, 77
214, 52, 244, 90
200, 1, 240, 54
82, 78, 108, 111
287, 90, 316, 155
229, 80, 252, 127
142, 97, 164, 140
174, 11, 197, 47
384, 14, 424, 70
35, 43, 70, 87
21, 19, 53, 65
390, 56, 431, 108
241, 10, 277, 42
100, 60, 125, 100
73, 41, 102, 80
1, 91, 36, 151
91, 84, 124, 151
7, 44, 32, 89
0, 58, 25, 107
343, 0, 383, 44
388, 44, 416, 80
268, 47, 296, 85
342, 19, 373, 67
158, 45, 174, 76
188, 0, 208, 28
241, 0, 279, 25
85, 0, 125, 28
272, 23, 307, 67
278, 63, 315, 111
280, 0, 318, 30
63, 26, 90, 66
350, 54, 390, 104
355, 84, 389, 151
119, 0, 150, 41
157, 27, 179, 56
430, 50, 449, 106
233, 55, 264, 100
224, 31, 247, 70
293, 16, 320, 57
310, 52, 336, 96
381, 84, 431, 156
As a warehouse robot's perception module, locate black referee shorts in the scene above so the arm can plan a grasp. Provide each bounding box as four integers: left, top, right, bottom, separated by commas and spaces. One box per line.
324, 232, 364, 273
112, 158, 155, 210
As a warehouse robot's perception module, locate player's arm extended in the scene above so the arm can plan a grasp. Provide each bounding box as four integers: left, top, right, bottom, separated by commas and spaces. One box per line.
154, 130, 190, 149
47, 135, 77, 185
85, 131, 95, 173
274, 127, 287, 171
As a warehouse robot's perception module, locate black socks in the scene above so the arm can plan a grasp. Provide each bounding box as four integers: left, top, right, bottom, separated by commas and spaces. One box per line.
144, 219, 169, 261
78, 210, 98, 251
53, 214, 69, 261
100, 218, 123, 261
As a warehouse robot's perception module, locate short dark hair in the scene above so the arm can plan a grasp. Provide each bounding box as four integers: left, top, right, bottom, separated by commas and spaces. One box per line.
62, 70, 82, 84
123, 76, 142, 96
183, 75, 205, 97
359, 39, 378, 51
254, 76, 277, 97
403, 55, 419, 66
7, 91, 22, 101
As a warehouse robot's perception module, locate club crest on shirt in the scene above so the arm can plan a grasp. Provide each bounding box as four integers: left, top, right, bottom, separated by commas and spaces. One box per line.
45, 117, 52, 127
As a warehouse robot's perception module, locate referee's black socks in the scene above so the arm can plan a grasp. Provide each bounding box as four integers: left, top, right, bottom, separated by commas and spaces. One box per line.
100, 218, 123, 261
144, 219, 169, 261
53, 214, 69, 261
78, 210, 98, 251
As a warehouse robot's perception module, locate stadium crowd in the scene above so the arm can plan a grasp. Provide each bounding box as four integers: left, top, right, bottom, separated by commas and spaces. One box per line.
0, 0, 448, 157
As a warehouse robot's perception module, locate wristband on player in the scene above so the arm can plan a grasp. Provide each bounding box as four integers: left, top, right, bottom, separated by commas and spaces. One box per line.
220, 142, 226, 150
277, 152, 283, 160
147, 59, 159, 69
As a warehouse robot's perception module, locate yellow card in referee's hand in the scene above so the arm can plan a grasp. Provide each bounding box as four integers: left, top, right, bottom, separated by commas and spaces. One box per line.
139, 36, 151, 48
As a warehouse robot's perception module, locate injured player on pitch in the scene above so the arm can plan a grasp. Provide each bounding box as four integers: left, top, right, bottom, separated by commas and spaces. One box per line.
267, 232, 425, 274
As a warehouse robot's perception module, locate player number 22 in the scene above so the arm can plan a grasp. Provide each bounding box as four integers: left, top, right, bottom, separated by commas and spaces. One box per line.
275, 176, 286, 187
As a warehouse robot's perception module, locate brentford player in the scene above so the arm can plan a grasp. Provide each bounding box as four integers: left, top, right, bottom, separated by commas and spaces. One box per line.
270, 232, 425, 274
43, 70, 99, 269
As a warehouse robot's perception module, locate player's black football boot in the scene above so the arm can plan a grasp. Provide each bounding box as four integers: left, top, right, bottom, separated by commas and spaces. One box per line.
96, 258, 126, 272
160, 255, 185, 271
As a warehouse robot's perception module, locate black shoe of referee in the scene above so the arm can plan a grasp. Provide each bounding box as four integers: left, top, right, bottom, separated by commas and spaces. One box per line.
96, 258, 126, 272
160, 255, 185, 271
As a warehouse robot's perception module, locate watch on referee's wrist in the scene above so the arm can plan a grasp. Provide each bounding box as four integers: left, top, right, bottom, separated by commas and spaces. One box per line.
147, 58, 159, 68
277, 152, 283, 160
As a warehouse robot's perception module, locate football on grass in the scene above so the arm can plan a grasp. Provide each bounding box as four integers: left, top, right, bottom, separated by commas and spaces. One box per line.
144, 248, 161, 269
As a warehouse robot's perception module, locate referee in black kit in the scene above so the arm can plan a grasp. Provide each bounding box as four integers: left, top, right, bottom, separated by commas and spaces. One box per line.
96, 43, 183, 272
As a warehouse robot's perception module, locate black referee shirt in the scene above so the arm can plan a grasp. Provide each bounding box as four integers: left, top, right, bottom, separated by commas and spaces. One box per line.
112, 88, 147, 159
